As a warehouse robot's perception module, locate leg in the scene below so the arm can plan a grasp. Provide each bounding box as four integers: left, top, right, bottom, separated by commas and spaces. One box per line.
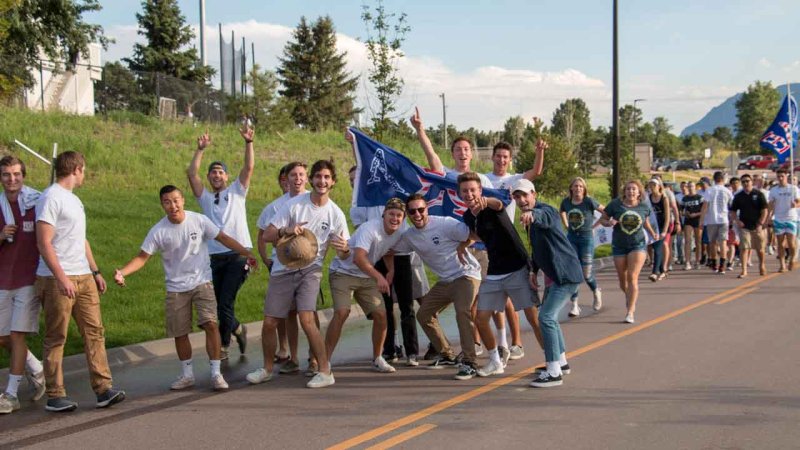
625, 251, 647, 314
451, 278, 479, 365
505, 299, 523, 347
613, 256, 629, 295
651, 239, 664, 275
522, 306, 544, 349
71, 276, 113, 395
174, 335, 192, 361
200, 321, 221, 360
276, 319, 289, 358
41, 277, 73, 398
370, 310, 389, 360
538, 283, 577, 363
260, 317, 280, 372
288, 310, 299, 363
324, 308, 350, 361
298, 311, 329, 373
392, 255, 419, 357
211, 256, 247, 349
476, 310, 496, 351
375, 260, 397, 358
416, 282, 455, 357
8, 331, 28, 377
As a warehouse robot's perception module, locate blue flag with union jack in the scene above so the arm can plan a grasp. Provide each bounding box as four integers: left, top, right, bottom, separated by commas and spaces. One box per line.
348, 127, 510, 220
760, 94, 798, 163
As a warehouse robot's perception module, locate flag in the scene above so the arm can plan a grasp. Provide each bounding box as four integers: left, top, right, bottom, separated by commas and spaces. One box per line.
349, 127, 510, 220
760, 94, 798, 163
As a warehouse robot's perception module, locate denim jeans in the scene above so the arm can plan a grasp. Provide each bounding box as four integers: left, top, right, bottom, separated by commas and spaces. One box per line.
210, 253, 249, 347
567, 233, 597, 299
673, 232, 684, 262
539, 282, 580, 363
651, 239, 665, 275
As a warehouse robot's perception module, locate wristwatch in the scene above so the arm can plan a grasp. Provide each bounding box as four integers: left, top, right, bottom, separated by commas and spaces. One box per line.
92, 270, 102, 276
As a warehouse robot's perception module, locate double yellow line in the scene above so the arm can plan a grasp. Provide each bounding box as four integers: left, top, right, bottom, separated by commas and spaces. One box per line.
327, 272, 780, 450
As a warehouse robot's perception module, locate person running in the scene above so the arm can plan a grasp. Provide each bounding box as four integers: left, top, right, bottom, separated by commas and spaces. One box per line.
646, 179, 671, 282
393, 194, 482, 380
768, 168, 800, 272
559, 176, 604, 315
35, 151, 124, 412
325, 198, 409, 374
680, 182, 704, 270
700, 171, 733, 274
729, 174, 768, 277
512, 179, 582, 388
114, 185, 258, 391
457, 173, 543, 378
0, 156, 46, 414
247, 160, 350, 388
600, 180, 657, 324
187, 127, 254, 360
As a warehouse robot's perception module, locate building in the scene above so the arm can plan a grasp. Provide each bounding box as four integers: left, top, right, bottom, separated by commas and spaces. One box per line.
24, 43, 102, 115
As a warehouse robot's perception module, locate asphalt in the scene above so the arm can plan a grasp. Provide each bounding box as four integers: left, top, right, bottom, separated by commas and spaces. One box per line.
1, 255, 799, 450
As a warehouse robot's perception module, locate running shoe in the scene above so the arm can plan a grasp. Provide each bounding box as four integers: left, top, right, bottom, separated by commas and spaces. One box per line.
0, 393, 20, 414
211, 374, 229, 391
428, 355, 457, 369
534, 364, 571, 375
474, 343, 484, 356
684, 262, 693, 270
246, 368, 273, 384
498, 346, 511, 368
96, 388, 125, 408
423, 345, 439, 361
649, 273, 658, 282
279, 360, 300, 374
307, 371, 335, 388
454, 363, 477, 380
568, 301, 581, 317
45, 397, 78, 412
529, 371, 563, 388
592, 289, 602, 311
373, 356, 397, 373
170, 375, 195, 390
305, 360, 319, 377
234, 324, 248, 354
477, 359, 504, 377
508, 345, 525, 360
406, 354, 419, 367
624, 313, 635, 324
26, 369, 46, 401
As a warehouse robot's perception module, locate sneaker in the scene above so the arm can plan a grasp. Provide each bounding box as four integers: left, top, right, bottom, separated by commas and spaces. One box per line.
509, 345, 525, 360
279, 360, 300, 374
657, 273, 667, 281
373, 356, 397, 373
477, 359, 505, 377
534, 364, 571, 375
211, 374, 229, 391
454, 363, 477, 380
246, 368, 273, 385
307, 371, 335, 388
395, 345, 405, 359
234, 324, 248, 354
648, 273, 658, 282
700, 255, 707, 265
568, 301, 581, 317
767, 246, 775, 255
96, 388, 125, 408
220, 346, 230, 361
0, 393, 20, 414
25, 369, 46, 401
428, 355, 458, 369
684, 263, 693, 270
592, 289, 602, 311
423, 345, 439, 361
383, 353, 399, 364
474, 343, 484, 356
304, 360, 319, 377
498, 346, 511, 368
45, 396, 78, 412
406, 354, 419, 367
624, 313, 635, 324
170, 375, 196, 390
274, 353, 291, 364
717, 267, 726, 275
529, 371, 563, 388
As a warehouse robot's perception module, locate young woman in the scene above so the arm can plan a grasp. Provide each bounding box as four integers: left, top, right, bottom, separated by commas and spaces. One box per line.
680, 182, 704, 270
647, 179, 671, 282
600, 180, 658, 324
559, 177, 604, 316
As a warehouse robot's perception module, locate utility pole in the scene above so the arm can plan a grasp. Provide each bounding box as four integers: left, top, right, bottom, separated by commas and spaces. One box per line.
612, 0, 620, 197
439, 93, 447, 149
199, 0, 206, 65
632, 98, 646, 163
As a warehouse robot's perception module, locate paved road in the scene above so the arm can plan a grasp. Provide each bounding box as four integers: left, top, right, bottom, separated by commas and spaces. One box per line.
1, 259, 799, 449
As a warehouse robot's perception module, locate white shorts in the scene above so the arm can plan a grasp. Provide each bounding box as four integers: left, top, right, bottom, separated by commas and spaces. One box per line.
0, 285, 41, 335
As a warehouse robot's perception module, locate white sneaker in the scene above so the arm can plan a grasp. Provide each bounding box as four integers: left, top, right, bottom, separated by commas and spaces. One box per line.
684, 263, 692, 270
0, 393, 20, 414
307, 371, 335, 388
211, 374, 229, 391
406, 355, 419, 367
246, 368, 273, 385
592, 289, 602, 311
568, 301, 581, 317
474, 343, 484, 356
624, 313, 635, 324
170, 375, 196, 390
477, 359, 505, 377
498, 346, 511, 368
26, 369, 46, 401
508, 345, 525, 360
373, 356, 396, 373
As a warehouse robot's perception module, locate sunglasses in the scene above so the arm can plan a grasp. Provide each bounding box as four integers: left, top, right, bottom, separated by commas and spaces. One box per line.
408, 206, 426, 216
214, 192, 228, 205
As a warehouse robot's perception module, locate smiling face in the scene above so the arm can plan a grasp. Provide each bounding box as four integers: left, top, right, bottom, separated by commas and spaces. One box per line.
311, 168, 335, 197
458, 180, 482, 207
512, 190, 537, 211
624, 182, 641, 203
406, 198, 429, 229
383, 208, 405, 234
451, 140, 473, 172
491, 149, 512, 176
160, 190, 186, 223
287, 165, 307, 196
207, 166, 228, 192
0, 163, 24, 196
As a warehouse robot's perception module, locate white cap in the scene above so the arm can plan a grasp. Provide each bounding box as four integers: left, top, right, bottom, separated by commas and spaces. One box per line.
511, 178, 536, 193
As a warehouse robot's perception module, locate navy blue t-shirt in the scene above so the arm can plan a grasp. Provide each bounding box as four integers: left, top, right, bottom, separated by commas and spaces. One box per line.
559, 196, 600, 235
527, 202, 583, 285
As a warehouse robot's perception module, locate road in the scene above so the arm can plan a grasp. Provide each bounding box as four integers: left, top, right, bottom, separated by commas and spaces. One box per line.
1, 258, 799, 449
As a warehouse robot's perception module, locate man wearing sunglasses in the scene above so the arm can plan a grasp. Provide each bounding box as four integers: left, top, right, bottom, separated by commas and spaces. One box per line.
729, 174, 768, 277
187, 126, 255, 360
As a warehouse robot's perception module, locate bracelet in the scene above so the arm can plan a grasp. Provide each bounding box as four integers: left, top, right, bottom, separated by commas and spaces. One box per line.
245, 139, 253, 144
92, 270, 101, 276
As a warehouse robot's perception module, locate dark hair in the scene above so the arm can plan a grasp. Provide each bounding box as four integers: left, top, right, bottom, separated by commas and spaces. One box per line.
729, 177, 740, 184
713, 171, 724, 183
159, 185, 182, 199
491, 141, 513, 156
776, 167, 789, 175
310, 160, 336, 181
384, 197, 406, 215
740, 174, 752, 181
405, 193, 427, 207
278, 164, 290, 182
457, 171, 483, 187
349, 165, 357, 174
55, 151, 85, 179
0, 156, 26, 177
450, 136, 473, 152
285, 161, 307, 176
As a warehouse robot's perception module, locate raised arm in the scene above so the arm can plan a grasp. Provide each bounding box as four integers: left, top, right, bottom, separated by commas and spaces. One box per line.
187, 131, 211, 198
410, 107, 443, 173
238, 125, 255, 189
522, 139, 548, 180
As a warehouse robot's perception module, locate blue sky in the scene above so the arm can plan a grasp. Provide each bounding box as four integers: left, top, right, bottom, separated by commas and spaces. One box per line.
87, 0, 800, 132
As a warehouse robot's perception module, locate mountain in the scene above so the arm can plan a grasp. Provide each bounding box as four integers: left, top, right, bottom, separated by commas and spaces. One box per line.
680, 83, 797, 137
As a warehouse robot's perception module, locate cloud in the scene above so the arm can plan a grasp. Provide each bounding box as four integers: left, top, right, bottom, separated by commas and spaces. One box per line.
758, 57, 772, 68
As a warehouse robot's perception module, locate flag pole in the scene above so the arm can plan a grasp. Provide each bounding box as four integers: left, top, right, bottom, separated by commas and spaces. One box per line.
789, 82, 795, 183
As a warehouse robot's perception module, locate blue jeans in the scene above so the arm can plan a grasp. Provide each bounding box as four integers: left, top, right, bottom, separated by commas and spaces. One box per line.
567, 233, 598, 299
210, 253, 249, 347
539, 282, 580, 363
651, 239, 665, 275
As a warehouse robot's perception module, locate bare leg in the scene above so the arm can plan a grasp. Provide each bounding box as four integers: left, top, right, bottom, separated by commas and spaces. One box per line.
476, 310, 496, 351
299, 311, 329, 374
260, 317, 280, 372
625, 251, 647, 313
505, 299, 522, 347
175, 335, 192, 361
277, 318, 289, 358
9, 332, 28, 376
201, 322, 221, 360
522, 307, 544, 349
324, 309, 350, 361
370, 310, 388, 360
287, 310, 299, 364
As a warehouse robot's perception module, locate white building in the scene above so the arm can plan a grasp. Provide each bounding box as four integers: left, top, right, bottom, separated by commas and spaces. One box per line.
24, 43, 102, 115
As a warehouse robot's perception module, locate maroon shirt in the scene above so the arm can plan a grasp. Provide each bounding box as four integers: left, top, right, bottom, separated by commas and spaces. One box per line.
0, 201, 39, 289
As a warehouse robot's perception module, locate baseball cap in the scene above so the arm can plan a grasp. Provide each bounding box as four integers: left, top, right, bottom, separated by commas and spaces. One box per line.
208, 161, 228, 173
384, 197, 406, 214
511, 178, 536, 194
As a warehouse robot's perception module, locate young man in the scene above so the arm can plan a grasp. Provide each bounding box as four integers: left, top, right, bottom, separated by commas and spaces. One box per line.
393, 194, 482, 380
114, 185, 257, 391
187, 127, 254, 360
326, 198, 409, 373
457, 173, 543, 378
35, 151, 124, 412
768, 168, 800, 272
0, 156, 46, 414
513, 179, 583, 388
729, 174, 768, 277
700, 171, 733, 274
256, 162, 309, 373
247, 160, 350, 388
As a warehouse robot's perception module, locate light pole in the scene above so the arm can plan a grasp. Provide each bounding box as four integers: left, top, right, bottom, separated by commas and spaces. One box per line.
439, 93, 447, 149
612, 0, 620, 197
632, 98, 646, 154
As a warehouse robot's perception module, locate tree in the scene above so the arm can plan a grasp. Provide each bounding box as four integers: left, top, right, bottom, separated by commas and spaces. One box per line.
516, 118, 576, 198
94, 62, 151, 114
361, 0, 410, 140
712, 126, 734, 147
735, 81, 780, 153
652, 116, 680, 159
0, 0, 107, 100
124, 0, 212, 83
503, 116, 526, 148
277, 16, 359, 130
551, 99, 592, 151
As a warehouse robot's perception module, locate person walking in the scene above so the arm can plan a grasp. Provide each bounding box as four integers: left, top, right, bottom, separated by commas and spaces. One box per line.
647, 179, 671, 282
729, 174, 768, 277
680, 182, 704, 270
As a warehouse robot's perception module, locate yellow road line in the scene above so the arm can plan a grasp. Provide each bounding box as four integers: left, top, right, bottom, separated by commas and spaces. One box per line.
326, 272, 782, 450
364, 424, 437, 450
715, 287, 758, 305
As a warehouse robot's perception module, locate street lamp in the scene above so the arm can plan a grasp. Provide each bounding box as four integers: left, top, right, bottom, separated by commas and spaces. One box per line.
632, 98, 646, 163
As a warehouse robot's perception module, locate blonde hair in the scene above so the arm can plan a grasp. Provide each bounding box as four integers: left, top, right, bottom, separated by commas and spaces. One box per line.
621, 180, 645, 202
569, 177, 589, 199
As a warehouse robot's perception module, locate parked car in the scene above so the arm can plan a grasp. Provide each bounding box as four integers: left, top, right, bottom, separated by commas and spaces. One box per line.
771, 160, 800, 173
737, 154, 776, 170
655, 159, 676, 171
670, 159, 699, 171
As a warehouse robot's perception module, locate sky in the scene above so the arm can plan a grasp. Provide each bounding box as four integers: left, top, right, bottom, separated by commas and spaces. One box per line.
86, 0, 800, 133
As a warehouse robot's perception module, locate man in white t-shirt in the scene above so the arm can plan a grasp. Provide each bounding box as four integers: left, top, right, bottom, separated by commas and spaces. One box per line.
35, 151, 124, 412
114, 185, 257, 391
255, 161, 310, 373
187, 127, 254, 360
768, 168, 800, 271
247, 160, 351, 389
700, 171, 733, 274
326, 198, 408, 373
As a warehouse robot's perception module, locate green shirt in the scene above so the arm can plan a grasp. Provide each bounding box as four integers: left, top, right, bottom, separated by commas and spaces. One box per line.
604, 198, 652, 249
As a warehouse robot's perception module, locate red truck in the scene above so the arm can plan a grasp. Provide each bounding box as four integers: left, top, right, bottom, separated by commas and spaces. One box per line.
737, 154, 776, 170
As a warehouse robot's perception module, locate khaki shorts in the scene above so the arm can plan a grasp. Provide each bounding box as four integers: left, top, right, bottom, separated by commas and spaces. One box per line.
165, 282, 218, 338
264, 266, 322, 318
0, 285, 40, 335
740, 228, 766, 251
706, 223, 729, 243
468, 247, 489, 279
477, 267, 537, 312
329, 271, 383, 317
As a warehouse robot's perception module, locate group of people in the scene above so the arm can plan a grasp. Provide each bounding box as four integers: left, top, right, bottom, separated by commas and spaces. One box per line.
2, 107, 799, 415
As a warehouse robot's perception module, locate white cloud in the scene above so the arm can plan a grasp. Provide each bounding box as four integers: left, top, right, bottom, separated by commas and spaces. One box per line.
758, 57, 772, 68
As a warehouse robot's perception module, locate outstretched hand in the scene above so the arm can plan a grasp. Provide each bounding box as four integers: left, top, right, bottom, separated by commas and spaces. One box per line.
410, 107, 423, 130
535, 139, 549, 152
197, 130, 211, 151
240, 124, 254, 142
114, 269, 125, 287
344, 128, 354, 143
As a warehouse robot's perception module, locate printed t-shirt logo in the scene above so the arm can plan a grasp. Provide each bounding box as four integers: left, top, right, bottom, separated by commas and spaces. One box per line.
432, 236, 440, 245
618, 210, 643, 236
567, 209, 585, 231
190, 232, 198, 240
321, 221, 329, 231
